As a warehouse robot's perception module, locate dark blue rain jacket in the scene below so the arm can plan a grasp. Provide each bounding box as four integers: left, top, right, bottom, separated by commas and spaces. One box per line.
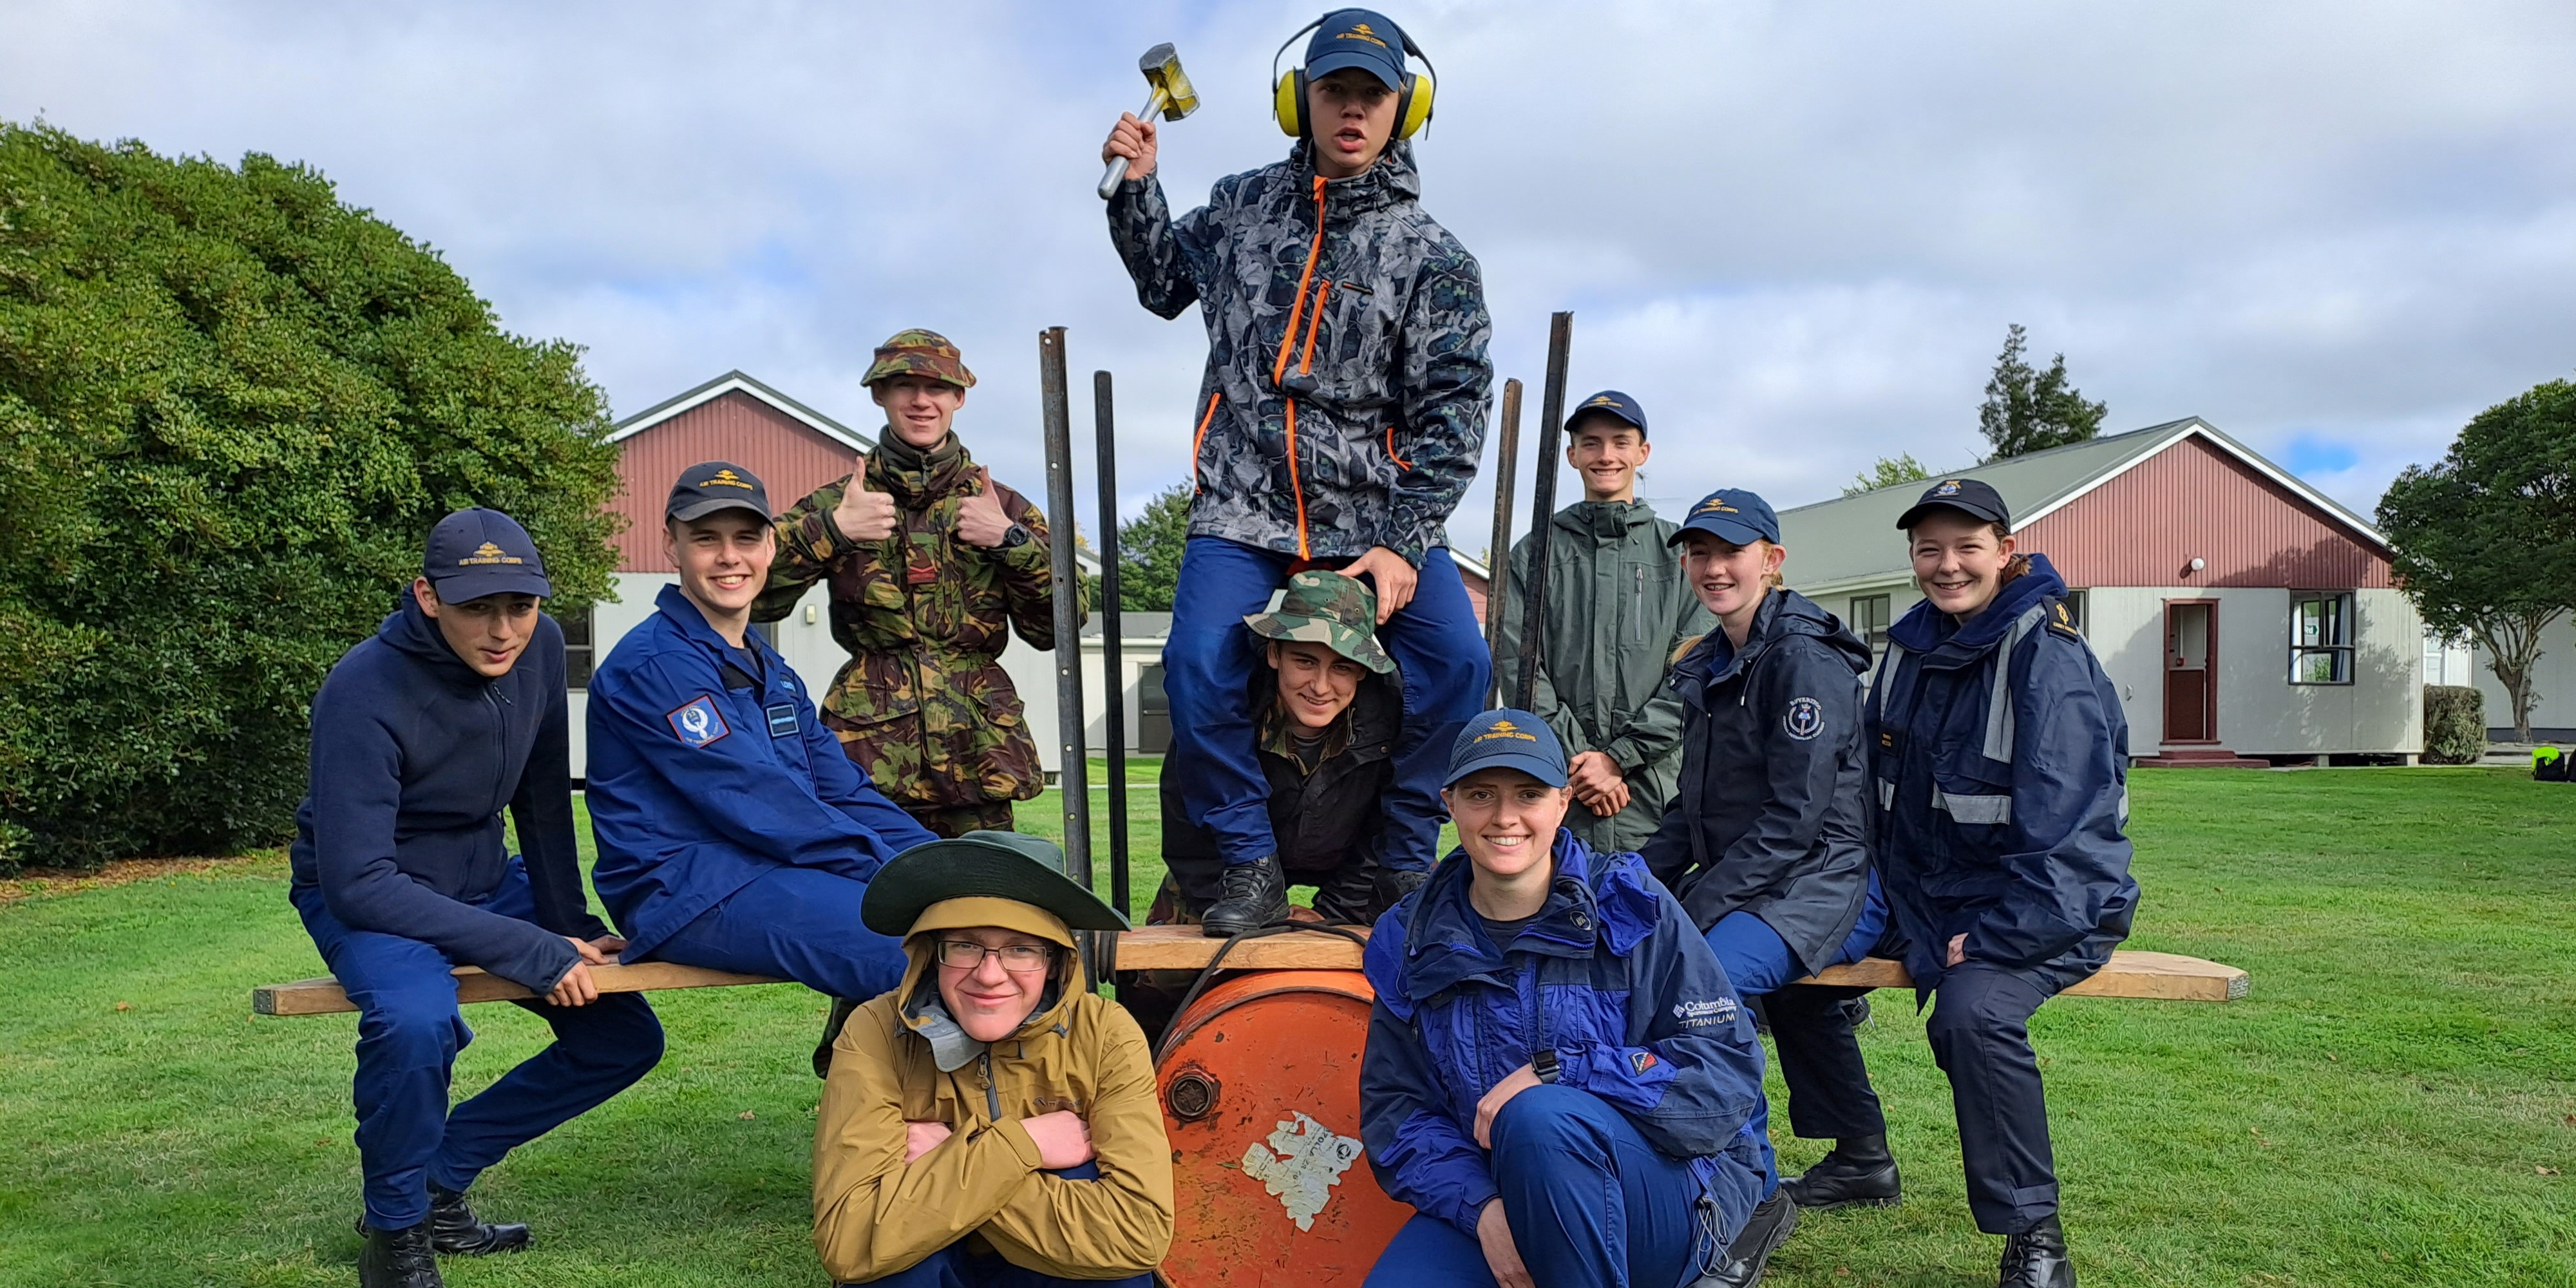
1359, 832, 1768, 1244
585, 584, 938, 960
1864, 554, 2139, 993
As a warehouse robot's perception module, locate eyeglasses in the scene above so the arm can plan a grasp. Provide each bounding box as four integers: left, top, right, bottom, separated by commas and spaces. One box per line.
934, 940, 1057, 972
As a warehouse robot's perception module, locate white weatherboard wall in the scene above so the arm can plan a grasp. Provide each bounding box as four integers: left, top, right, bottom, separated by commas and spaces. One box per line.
2470, 614, 2576, 739
569, 571, 1069, 779
2083, 587, 2421, 757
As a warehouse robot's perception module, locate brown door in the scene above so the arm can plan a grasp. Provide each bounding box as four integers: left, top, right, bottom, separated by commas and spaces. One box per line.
2163, 600, 2217, 743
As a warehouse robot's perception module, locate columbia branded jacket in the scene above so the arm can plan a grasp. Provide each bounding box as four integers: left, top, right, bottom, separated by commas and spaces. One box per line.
1359, 833, 1769, 1245
290, 598, 605, 991
585, 584, 938, 960
1499, 499, 1713, 855
1639, 589, 1874, 973
1108, 140, 1492, 567
811, 907, 1173, 1283
1865, 554, 2140, 993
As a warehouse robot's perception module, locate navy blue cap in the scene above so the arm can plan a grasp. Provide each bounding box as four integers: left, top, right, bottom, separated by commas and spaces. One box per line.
1567, 389, 1647, 439
423, 508, 551, 602
1445, 708, 1568, 788
1895, 477, 2010, 530
1669, 488, 1781, 548
1306, 9, 1410, 90
665, 461, 772, 524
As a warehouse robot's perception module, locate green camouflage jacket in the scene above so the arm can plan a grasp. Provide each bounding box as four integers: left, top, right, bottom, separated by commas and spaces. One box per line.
753, 432, 1085, 811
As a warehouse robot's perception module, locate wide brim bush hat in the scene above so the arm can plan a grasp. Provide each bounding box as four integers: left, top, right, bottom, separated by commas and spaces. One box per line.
860, 830, 1128, 943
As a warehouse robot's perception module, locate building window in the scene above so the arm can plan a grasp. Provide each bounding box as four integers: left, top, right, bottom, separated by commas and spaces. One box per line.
564, 607, 594, 690
2291, 592, 2354, 685
2060, 589, 2088, 636
1848, 594, 1891, 656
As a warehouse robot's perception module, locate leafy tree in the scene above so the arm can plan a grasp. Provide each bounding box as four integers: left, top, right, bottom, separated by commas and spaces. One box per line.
2376, 379, 2576, 743
0, 123, 623, 872
1978, 323, 2107, 460
1116, 483, 1193, 611
1844, 453, 1932, 497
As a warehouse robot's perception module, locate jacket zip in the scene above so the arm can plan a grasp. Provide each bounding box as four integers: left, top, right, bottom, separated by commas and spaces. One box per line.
1190, 391, 1221, 495
979, 1049, 1001, 1121
1268, 175, 1331, 559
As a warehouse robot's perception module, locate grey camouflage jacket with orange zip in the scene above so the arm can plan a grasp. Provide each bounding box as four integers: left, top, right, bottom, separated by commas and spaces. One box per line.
1108, 140, 1492, 567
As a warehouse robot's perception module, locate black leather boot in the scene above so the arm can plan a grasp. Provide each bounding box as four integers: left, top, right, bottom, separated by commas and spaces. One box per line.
1693, 1189, 1797, 1287
1999, 1214, 2074, 1288
1780, 1133, 1901, 1211
1201, 855, 1288, 937
424, 1184, 530, 1256
357, 1222, 442, 1288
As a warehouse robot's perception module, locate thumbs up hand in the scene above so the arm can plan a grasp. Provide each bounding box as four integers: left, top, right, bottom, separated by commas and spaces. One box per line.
833, 453, 899, 543
954, 467, 1016, 549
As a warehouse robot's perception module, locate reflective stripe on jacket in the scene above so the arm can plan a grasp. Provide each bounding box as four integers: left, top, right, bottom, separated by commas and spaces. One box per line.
584, 583, 939, 960
1108, 140, 1492, 567
1499, 499, 1712, 855
1863, 554, 2140, 993
1359, 831, 1768, 1242
1638, 589, 1873, 972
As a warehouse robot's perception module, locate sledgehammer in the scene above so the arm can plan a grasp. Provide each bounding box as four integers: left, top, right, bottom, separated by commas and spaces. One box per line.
1098, 43, 1199, 198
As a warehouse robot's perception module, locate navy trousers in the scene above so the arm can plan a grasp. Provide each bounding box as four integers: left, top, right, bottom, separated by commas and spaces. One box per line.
652, 863, 911, 1003
1162, 536, 1490, 873
292, 861, 664, 1231
1700, 889, 1886, 1196
1363, 1086, 1729, 1288
842, 1163, 1155, 1288
1924, 962, 2069, 1235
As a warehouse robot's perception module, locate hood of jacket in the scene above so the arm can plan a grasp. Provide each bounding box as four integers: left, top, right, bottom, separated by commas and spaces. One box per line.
1886, 553, 2070, 661
380, 592, 497, 690
1288, 137, 1421, 216
892, 900, 1087, 1074
1550, 497, 1660, 545
1675, 585, 1873, 692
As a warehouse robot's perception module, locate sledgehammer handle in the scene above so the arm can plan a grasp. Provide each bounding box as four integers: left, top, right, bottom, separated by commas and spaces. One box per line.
1098, 88, 1168, 199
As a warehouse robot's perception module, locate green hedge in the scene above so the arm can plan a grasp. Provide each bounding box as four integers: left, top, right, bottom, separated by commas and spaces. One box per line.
0, 124, 623, 873
2423, 685, 2487, 764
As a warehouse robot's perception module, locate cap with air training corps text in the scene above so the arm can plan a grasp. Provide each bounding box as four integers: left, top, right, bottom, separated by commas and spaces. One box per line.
1444, 708, 1569, 788
1669, 488, 1780, 549
1567, 390, 1648, 439
1305, 9, 1412, 91
423, 508, 552, 602
1895, 477, 2011, 531
666, 462, 773, 524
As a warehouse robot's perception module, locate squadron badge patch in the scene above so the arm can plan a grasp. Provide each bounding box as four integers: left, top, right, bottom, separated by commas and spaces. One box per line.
668, 695, 731, 748
1785, 696, 1826, 741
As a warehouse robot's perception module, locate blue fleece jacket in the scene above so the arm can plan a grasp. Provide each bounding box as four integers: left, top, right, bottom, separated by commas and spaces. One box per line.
289, 597, 606, 992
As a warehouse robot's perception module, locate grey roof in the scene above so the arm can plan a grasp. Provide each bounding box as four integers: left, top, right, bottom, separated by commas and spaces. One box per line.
1776, 417, 2389, 591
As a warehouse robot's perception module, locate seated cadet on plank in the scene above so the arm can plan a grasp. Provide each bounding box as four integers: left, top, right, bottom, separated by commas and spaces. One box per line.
1859, 478, 2141, 1288
289, 509, 662, 1288
1636, 486, 1893, 1283
1155, 570, 1419, 928
584, 463, 940, 1042
812, 832, 1173, 1287
1495, 390, 1713, 855
1359, 711, 1793, 1288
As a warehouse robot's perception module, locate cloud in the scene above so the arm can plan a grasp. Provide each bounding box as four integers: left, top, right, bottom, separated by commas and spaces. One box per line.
6, 0, 2573, 552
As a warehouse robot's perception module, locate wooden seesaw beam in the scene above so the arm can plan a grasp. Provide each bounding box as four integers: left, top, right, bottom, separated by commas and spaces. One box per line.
251, 925, 2246, 1016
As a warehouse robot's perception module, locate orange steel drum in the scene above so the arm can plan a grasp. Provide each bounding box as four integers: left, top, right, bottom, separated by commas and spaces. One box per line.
1155, 969, 1410, 1287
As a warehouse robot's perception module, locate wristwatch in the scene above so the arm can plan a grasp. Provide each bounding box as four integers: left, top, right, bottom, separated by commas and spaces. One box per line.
1531, 1048, 1560, 1084
999, 523, 1033, 549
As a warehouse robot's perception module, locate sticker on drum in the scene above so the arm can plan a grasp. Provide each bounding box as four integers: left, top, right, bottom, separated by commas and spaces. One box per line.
1240, 1112, 1363, 1231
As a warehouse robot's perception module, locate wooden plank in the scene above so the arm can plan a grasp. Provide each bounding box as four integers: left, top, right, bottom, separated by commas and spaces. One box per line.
251, 957, 788, 1017
1798, 949, 2249, 1003
253, 938, 2245, 1016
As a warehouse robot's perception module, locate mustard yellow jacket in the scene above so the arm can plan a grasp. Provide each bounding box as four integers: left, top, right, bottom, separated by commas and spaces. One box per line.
813, 929, 1173, 1282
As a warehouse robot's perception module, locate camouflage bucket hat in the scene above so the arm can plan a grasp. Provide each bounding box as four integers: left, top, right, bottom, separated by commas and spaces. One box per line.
862, 328, 977, 388
1242, 570, 1396, 674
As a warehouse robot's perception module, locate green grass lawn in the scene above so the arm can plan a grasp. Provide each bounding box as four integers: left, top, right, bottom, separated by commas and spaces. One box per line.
2, 768, 2571, 1285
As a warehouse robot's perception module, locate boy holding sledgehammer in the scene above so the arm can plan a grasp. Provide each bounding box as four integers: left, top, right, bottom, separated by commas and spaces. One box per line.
1101, 8, 1493, 936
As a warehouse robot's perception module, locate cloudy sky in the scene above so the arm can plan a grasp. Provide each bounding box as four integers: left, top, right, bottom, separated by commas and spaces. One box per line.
8, 1, 2573, 556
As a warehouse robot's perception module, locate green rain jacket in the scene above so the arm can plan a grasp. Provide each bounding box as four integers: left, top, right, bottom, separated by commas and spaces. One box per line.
1499, 499, 1714, 855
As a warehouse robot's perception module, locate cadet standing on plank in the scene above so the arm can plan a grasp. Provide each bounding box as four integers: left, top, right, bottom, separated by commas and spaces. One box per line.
1495, 390, 1712, 855
1101, 8, 1494, 936
290, 510, 663, 1288
755, 329, 1079, 840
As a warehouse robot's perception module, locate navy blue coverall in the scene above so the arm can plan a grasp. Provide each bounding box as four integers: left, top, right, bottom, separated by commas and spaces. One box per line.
1359, 831, 1770, 1288
585, 583, 938, 1002
1860, 554, 2140, 1235
289, 600, 663, 1232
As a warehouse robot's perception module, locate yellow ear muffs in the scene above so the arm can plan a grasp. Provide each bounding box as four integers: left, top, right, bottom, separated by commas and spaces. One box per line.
1394, 71, 1434, 140
1274, 68, 1307, 139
